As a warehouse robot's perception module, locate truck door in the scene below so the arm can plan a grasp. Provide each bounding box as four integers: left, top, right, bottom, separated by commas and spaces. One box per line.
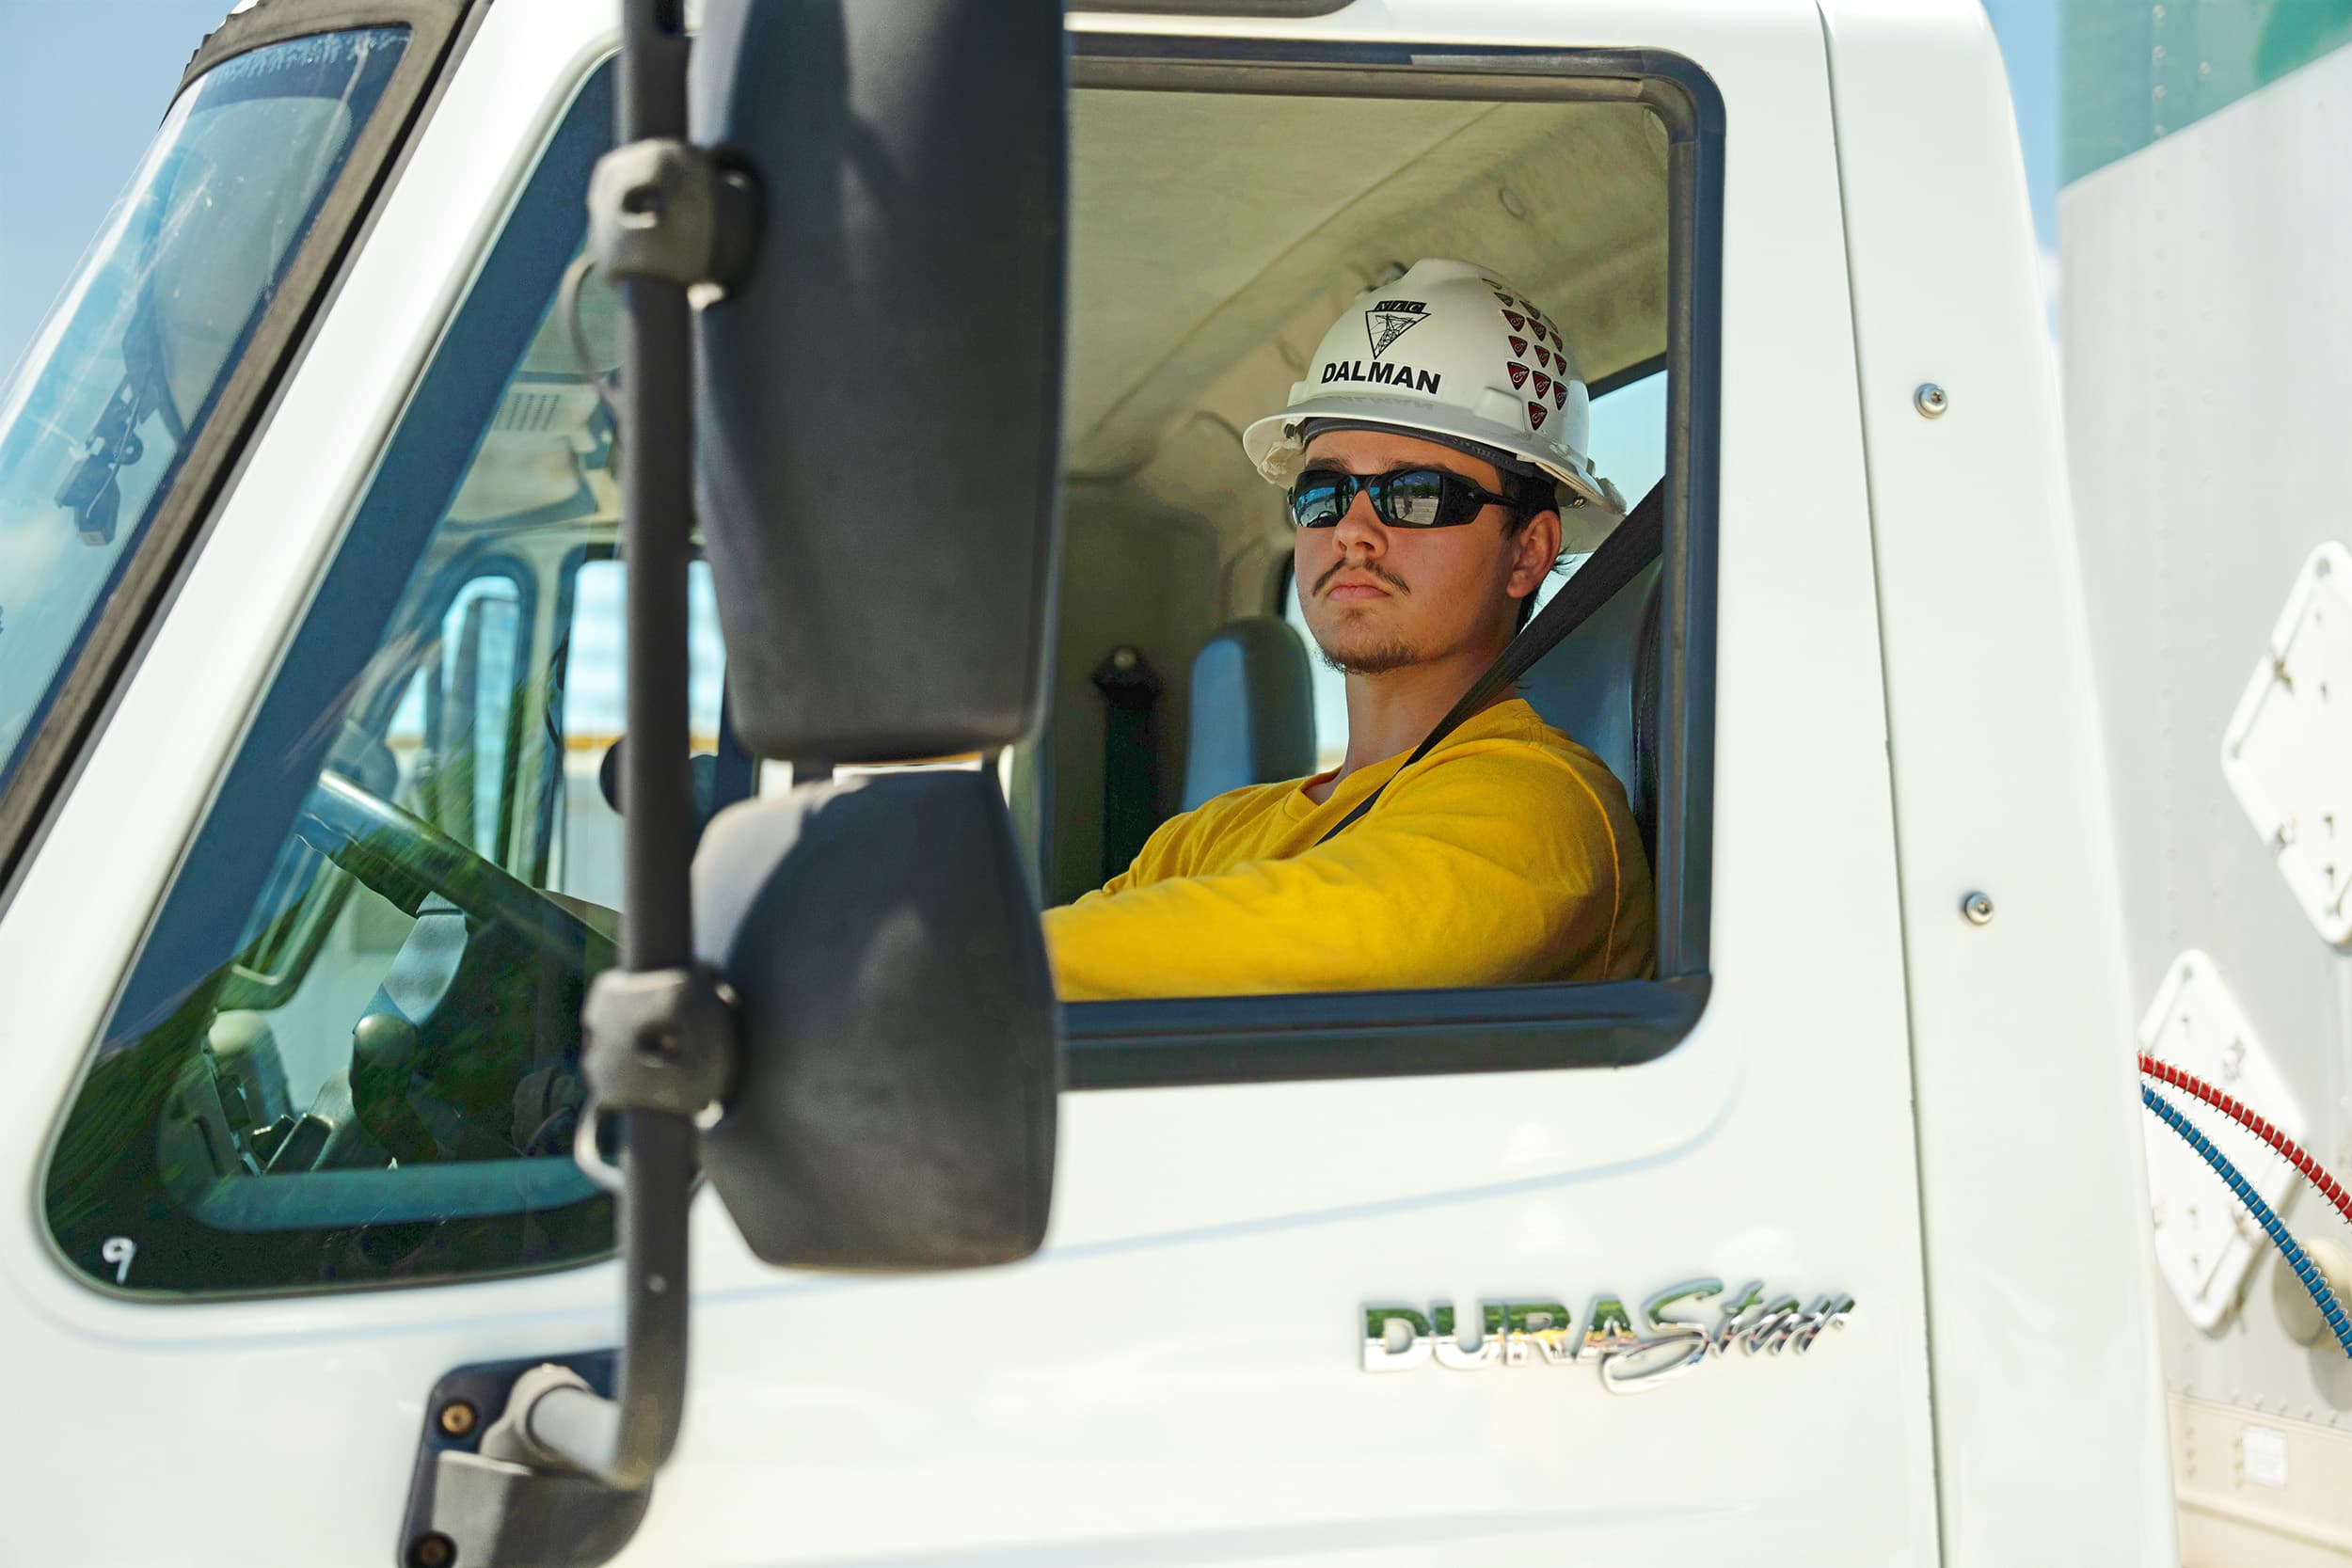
4, 1, 1944, 1562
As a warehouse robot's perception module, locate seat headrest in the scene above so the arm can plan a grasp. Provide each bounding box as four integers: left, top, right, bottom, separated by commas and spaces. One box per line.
1182, 617, 1316, 809
1515, 559, 1662, 848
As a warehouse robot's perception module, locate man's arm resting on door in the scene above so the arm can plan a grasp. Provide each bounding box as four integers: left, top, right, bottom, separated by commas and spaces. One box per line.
1041, 751, 1644, 1000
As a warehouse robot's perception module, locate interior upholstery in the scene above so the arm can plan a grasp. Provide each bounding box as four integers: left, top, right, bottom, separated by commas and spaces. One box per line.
1182, 617, 1316, 810
1518, 560, 1664, 858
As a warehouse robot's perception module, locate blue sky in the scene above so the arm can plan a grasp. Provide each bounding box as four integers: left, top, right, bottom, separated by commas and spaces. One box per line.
1984, 0, 2060, 249
0, 1, 232, 383
1981, 0, 2061, 327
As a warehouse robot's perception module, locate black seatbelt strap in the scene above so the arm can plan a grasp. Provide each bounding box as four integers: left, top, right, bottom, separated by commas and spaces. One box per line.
1313, 480, 1663, 847
1091, 644, 1164, 879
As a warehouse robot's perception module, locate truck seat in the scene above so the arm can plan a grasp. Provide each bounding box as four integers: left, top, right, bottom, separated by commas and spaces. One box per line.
1518, 559, 1662, 864
1181, 616, 1316, 809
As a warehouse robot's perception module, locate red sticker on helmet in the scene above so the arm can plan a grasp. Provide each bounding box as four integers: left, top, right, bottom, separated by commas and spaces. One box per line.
1527, 402, 1549, 431
1533, 372, 1552, 398
1534, 346, 1551, 370
1551, 382, 1568, 410
1493, 293, 1516, 308
1502, 309, 1526, 331
1508, 336, 1528, 357
1506, 362, 1530, 388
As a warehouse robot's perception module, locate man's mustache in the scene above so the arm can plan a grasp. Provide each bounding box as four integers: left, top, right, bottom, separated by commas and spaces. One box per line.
1314, 559, 1409, 595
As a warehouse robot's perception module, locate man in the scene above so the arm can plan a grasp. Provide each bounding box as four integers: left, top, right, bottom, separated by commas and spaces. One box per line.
1043, 258, 1654, 999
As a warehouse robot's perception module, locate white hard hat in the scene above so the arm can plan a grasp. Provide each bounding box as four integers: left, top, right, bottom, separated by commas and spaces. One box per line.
1241, 258, 1620, 517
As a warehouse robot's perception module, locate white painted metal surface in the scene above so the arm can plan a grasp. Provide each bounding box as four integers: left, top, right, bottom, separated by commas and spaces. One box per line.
2140, 950, 2309, 1329
1817, 0, 2178, 1560
2223, 542, 2352, 947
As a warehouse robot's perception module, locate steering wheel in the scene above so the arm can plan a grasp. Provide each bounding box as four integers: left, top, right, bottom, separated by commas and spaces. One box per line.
289, 769, 605, 1160
293, 770, 593, 949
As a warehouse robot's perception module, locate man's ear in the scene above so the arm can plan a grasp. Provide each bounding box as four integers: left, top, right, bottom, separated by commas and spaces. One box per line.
1507, 508, 1563, 600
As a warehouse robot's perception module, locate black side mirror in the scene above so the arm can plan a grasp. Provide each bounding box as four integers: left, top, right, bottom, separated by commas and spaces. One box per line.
682, 0, 1066, 1270
692, 0, 1068, 763
696, 770, 1056, 1269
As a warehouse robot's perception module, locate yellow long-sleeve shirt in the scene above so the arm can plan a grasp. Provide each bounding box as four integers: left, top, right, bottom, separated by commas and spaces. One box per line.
1042, 697, 1653, 1000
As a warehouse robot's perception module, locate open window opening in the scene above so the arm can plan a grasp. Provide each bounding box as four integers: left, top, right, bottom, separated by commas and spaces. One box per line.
1036, 40, 1720, 1085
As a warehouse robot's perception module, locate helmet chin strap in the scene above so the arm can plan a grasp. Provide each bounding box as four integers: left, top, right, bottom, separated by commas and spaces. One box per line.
1314, 480, 1663, 847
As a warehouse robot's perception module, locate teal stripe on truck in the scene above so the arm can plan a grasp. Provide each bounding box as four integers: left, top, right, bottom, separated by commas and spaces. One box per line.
2062, 0, 2352, 183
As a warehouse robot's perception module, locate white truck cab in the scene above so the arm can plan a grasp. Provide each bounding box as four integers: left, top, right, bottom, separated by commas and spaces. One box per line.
0, 1, 2227, 1562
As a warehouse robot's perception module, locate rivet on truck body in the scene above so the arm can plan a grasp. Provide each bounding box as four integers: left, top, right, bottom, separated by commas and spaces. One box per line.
1961, 892, 1994, 926
1915, 383, 1949, 419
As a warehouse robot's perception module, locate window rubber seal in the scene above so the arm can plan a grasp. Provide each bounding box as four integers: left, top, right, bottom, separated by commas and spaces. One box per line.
1070, 0, 1353, 15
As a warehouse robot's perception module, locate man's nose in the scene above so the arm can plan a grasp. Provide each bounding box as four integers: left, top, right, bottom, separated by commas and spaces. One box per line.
1331, 489, 1387, 555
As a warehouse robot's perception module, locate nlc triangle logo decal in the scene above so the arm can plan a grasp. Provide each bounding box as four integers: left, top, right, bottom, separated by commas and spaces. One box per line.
1364, 299, 1428, 360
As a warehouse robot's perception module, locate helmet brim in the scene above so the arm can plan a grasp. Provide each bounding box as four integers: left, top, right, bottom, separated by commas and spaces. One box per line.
1242, 395, 1618, 518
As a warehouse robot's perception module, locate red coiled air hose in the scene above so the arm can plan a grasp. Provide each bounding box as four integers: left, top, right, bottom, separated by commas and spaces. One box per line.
2140, 1052, 2352, 1233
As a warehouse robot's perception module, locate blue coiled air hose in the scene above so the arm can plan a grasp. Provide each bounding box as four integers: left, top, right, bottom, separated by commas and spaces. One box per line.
2142, 1082, 2352, 1359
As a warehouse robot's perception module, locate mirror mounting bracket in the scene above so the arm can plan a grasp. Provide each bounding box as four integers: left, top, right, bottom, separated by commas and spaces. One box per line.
581, 963, 737, 1117
587, 137, 759, 293
396, 1351, 653, 1568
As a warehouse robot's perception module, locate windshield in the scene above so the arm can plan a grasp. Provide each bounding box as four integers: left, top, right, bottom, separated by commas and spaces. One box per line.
0, 28, 407, 793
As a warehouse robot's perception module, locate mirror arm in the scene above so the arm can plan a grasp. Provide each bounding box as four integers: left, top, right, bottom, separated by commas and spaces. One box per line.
523, 1110, 695, 1490
515, 0, 710, 1501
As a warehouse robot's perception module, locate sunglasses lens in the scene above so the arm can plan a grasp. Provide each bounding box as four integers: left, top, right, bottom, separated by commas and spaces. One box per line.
1383, 469, 1451, 527
1290, 466, 1496, 528
1290, 470, 1348, 528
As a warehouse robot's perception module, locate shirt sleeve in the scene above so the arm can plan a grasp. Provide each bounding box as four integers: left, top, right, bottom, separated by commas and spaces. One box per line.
1084, 784, 1232, 897
1041, 746, 1635, 1001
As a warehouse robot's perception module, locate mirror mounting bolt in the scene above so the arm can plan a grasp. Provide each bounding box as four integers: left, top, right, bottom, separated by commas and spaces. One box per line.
588, 138, 760, 294
582, 964, 738, 1120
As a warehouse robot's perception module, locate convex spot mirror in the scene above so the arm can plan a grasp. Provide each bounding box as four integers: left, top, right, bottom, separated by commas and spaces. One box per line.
691, 0, 1068, 764
693, 770, 1057, 1269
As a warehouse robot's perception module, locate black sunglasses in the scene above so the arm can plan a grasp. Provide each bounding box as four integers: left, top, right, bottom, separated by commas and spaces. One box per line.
1287, 466, 1519, 530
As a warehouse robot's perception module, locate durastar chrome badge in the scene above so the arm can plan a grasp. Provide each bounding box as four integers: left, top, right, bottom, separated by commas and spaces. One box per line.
1361, 1280, 1853, 1395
